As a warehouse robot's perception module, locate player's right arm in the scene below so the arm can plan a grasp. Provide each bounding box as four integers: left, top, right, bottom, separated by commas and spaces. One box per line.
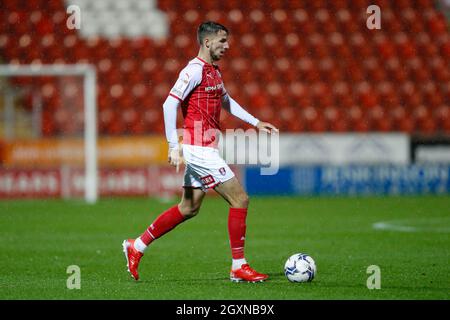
163, 63, 202, 169
162, 96, 182, 168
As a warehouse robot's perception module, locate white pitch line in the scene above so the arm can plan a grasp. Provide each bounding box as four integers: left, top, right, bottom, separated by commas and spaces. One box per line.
372, 218, 450, 233
372, 222, 418, 232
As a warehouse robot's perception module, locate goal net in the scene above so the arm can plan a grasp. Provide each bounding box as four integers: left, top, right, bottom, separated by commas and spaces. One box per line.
0, 64, 98, 203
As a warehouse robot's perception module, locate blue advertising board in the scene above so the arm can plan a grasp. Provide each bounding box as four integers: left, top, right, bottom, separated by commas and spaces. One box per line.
244, 165, 450, 196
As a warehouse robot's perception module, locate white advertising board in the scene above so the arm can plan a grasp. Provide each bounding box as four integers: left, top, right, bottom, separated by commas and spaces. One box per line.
278, 134, 410, 165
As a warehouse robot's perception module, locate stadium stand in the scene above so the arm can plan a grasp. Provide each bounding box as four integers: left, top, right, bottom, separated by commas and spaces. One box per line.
0, 0, 449, 136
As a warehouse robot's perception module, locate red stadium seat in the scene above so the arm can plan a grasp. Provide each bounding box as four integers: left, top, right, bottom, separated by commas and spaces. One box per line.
329, 117, 349, 132
397, 117, 415, 133
395, 0, 413, 11
418, 118, 437, 135
1, 0, 448, 135
372, 118, 393, 132
427, 14, 448, 36
376, 35, 396, 60
439, 40, 450, 60
309, 117, 327, 133
286, 118, 306, 132
352, 119, 370, 133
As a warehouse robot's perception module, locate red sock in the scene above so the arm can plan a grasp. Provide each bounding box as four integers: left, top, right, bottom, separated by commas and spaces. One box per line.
140, 205, 185, 245
228, 207, 248, 259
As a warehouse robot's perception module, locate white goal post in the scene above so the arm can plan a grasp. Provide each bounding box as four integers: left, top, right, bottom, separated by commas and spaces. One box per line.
0, 64, 98, 203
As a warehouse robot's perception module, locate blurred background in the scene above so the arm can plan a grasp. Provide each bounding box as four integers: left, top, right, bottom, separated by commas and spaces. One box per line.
0, 0, 449, 200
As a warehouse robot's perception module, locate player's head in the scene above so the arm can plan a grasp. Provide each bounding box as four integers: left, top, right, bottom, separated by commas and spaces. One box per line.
197, 21, 229, 61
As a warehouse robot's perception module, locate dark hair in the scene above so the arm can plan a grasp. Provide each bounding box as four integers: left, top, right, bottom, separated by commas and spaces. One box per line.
197, 21, 228, 46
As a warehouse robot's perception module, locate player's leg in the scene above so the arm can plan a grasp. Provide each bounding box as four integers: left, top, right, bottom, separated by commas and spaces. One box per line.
136, 186, 205, 249
213, 176, 249, 208
214, 177, 249, 268
178, 186, 207, 218
123, 187, 205, 280
214, 177, 268, 282
181, 144, 266, 281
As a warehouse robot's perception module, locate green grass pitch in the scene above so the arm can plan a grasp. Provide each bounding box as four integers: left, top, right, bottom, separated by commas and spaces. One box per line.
0, 195, 449, 300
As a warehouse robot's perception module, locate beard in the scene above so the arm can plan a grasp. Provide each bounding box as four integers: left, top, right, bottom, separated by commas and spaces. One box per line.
210, 49, 222, 61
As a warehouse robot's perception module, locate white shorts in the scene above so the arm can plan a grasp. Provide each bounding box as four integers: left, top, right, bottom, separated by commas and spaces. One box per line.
182, 144, 235, 191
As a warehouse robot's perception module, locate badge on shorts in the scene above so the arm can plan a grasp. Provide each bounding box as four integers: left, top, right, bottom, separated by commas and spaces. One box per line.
219, 167, 226, 176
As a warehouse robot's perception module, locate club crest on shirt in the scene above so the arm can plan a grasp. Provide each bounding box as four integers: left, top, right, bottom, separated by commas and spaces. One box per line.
219, 167, 226, 176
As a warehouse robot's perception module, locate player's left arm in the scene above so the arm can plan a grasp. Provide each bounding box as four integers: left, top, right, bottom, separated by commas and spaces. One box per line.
221, 93, 279, 133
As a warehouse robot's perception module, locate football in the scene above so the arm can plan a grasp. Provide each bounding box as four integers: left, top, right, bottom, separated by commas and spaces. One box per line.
284, 253, 317, 282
